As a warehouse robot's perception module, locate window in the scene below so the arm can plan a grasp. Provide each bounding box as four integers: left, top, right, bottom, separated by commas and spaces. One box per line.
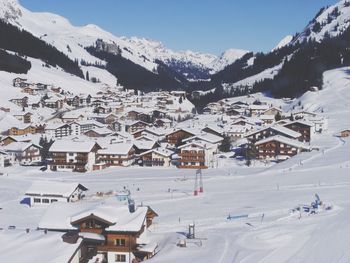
34, 198, 41, 203
51, 199, 58, 203
115, 254, 126, 262
115, 238, 126, 247
42, 199, 50, 203
69, 153, 74, 156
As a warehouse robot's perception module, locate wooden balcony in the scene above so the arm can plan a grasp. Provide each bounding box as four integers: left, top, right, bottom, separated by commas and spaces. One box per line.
179, 158, 206, 162
179, 152, 205, 157
76, 155, 88, 161
51, 160, 67, 165
177, 165, 208, 169
96, 245, 137, 253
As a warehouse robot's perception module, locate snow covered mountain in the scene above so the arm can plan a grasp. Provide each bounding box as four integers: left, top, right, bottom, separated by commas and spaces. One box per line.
293, 0, 350, 44
272, 35, 293, 51
0, 0, 247, 81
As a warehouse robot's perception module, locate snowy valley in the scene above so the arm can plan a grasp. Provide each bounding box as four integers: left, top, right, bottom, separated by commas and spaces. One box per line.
1, 0, 350, 263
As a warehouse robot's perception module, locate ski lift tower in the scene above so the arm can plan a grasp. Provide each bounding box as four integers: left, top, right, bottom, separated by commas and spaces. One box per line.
194, 170, 198, 196
188, 223, 195, 239
194, 169, 203, 196
198, 169, 203, 193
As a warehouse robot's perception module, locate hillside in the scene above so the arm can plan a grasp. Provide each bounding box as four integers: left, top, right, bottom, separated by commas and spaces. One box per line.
190, 0, 350, 110
0, 19, 83, 78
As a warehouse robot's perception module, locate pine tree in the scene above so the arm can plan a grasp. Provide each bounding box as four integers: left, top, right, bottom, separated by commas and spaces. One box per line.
86, 71, 90, 81
219, 136, 231, 152
275, 112, 282, 121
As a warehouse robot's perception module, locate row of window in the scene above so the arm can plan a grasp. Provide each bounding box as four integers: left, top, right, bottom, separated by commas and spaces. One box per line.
33, 198, 58, 203
182, 162, 205, 166
58, 165, 75, 169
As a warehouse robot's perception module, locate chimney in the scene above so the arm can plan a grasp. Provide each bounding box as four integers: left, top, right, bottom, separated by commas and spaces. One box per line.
128, 199, 135, 213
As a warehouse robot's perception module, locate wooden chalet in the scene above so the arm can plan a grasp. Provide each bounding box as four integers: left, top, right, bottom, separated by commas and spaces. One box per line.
10, 96, 28, 107
139, 147, 174, 167
39, 201, 159, 263
177, 141, 216, 169
13, 112, 32, 123
283, 121, 313, 142
166, 128, 196, 146
9, 124, 37, 136
255, 135, 310, 161
263, 107, 283, 116
125, 121, 150, 133
246, 125, 301, 143
12, 77, 27, 87
2, 142, 42, 165
127, 110, 140, 120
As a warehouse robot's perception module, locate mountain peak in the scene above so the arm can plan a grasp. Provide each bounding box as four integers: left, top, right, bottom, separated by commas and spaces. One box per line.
0, 0, 22, 21
272, 35, 293, 51
293, 0, 350, 44
209, 48, 249, 73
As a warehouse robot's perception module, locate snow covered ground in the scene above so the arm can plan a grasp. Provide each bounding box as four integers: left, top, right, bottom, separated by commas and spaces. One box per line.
1, 67, 350, 262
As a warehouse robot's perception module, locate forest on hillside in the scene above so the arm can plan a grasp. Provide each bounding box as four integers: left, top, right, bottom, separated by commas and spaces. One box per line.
0, 20, 83, 78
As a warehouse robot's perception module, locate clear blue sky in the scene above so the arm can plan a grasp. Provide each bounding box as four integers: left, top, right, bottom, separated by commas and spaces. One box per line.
19, 0, 338, 55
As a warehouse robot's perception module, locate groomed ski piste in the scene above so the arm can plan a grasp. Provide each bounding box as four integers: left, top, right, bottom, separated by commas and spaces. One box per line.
1, 67, 350, 262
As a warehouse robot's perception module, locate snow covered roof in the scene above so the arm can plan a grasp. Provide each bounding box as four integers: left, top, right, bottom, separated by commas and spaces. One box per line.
155, 118, 172, 123
183, 132, 223, 144
134, 140, 157, 150
0, 230, 82, 263
71, 120, 106, 127
25, 181, 87, 198
166, 127, 199, 136
2, 142, 41, 152
231, 119, 255, 126
202, 124, 225, 135
45, 123, 70, 130
85, 127, 113, 135
178, 140, 215, 150
138, 242, 158, 253
270, 125, 302, 138
259, 114, 275, 120
283, 120, 314, 127
227, 125, 251, 133
246, 125, 301, 139
49, 140, 100, 153
62, 111, 85, 119
39, 198, 153, 233
98, 142, 134, 155
255, 135, 310, 149
140, 147, 174, 157
0, 113, 21, 132
248, 104, 269, 110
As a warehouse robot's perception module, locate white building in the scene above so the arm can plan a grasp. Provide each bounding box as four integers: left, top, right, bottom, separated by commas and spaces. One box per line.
25, 181, 88, 207
49, 140, 101, 172
139, 147, 174, 167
